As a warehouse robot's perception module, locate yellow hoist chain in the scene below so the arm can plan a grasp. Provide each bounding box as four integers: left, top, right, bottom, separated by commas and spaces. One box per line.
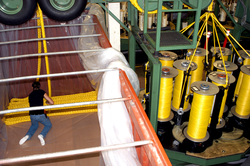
37, 5, 52, 96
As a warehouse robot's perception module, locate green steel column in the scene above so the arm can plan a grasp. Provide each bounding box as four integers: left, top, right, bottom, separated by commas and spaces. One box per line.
128, 32, 136, 70
155, 0, 163, 51
191, 0, 202, 48
127, 2, 131, 22
176, 0, 182, 31
143, 0, 149, 33
128, 2, 136, 70
149, 61, 161, 131
130, 24, 161, 131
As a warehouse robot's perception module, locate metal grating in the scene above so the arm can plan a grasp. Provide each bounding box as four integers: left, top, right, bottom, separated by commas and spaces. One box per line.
148, 31, 191, 46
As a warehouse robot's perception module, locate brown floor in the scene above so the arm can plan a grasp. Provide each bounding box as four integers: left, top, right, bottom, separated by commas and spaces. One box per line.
2, 66, 146, 166
4, 113, 101, 166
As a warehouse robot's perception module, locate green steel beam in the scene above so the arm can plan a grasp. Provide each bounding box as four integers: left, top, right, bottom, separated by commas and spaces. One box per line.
129, 26, 161, 131
99, 3, 130, 33
162, 8, 198, 12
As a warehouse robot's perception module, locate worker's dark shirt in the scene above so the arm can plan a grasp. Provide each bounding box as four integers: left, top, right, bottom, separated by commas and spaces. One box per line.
29, 89, 45, 115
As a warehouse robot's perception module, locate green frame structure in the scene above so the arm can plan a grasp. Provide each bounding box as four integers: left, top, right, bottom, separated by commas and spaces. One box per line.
88, 0, 250, 165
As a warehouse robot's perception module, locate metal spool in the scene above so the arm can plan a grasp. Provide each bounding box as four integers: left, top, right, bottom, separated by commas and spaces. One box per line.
238, 50, 250, 60
210, 47, 232, 56
173, 59, 197, 71
231, 105, 249, 119
161, 67, 178, 78
232, 65, 250, 119
184, 127, 210, 143
216, 118, 226, 129
191, 81, 219, 96
208, 71, 236, 85
158, 111, 174, 122
186, 47, 208, 57
171, 60, 195, 114
159, 51, 178, 61
240, 65, 250, 76
184, 81, 219, 143
158, 67, 178, 122
213, 60, 238, 72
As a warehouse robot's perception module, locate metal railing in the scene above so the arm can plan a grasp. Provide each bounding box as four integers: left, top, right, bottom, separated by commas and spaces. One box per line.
0, 23, 97, 33
0, 97, 131, 115
0, 69, 116, 83
0, 140, 153, 165
0, 49, 104, 61
0, 34, 101, 45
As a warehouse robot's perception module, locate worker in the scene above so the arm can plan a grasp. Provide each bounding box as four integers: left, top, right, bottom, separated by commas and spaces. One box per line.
19, 81, 54, 146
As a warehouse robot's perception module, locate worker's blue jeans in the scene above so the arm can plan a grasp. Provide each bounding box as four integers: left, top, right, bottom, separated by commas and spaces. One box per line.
26, 114, 52, 139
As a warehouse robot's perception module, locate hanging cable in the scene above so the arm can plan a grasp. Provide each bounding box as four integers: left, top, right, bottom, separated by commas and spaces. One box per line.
36, 10, 42, 82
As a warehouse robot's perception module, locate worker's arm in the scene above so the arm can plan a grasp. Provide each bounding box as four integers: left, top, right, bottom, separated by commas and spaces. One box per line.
44, 93, 54, 105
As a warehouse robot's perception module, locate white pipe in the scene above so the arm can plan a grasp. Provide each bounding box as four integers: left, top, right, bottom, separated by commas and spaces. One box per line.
162, 16, 168, 27
0, 68, 116, 83
120, 10, 125, 24
0, 49, 104, 61
139, 13, 144, 31
148, 14, 153, 29
0, 34, 101, 45
0, 23, 97, 33
0, 97, 131, 115
0, 140, 153, 165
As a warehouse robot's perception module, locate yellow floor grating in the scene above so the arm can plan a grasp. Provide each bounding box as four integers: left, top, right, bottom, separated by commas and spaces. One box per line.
4, 91, 97, 125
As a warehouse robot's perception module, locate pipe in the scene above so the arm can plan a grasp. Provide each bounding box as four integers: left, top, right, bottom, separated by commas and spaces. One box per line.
0, 34, 101, 45
0, 97, 131, 115
0, 69, 117, 83
0, 23, 97, 33
0, 140, 152, 165
0, 49, 104, 61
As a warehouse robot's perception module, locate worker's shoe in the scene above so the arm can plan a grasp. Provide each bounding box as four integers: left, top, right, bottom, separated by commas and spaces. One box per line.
38, 134, 45, 146
19, 135, 29, 145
